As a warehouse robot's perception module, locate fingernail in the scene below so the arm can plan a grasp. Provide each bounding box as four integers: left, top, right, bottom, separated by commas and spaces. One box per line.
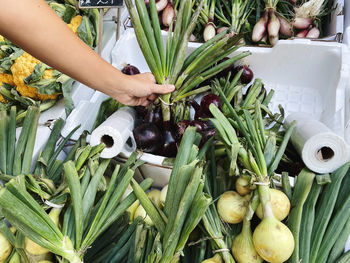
168, 85, 175, 90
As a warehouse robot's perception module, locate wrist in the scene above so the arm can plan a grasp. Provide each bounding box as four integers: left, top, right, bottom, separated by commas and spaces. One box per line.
100, 66, 129, 98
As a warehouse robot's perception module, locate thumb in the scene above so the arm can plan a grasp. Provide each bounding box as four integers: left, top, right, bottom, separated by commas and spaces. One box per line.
151, 84, 175, 94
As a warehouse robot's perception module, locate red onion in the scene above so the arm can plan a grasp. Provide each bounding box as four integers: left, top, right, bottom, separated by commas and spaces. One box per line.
217, 26, 229, 34
200, 94, 221, 116
133, 123, 163, 153
189, 120, 205, 132
217, 26, 236, 38
145, 105, 162, 128
296, 29, 308, 38
252, 10, 269, 42
156, 0, 168, 12
189, 34, 198, 42
175, 120, 191, 140
121, 64, 140, 75
292, 17, 313, 30
156, 121, 177, 157
135, 106, 148, 118
236, 65, 254, 84
162, 3, 175, 27
277, 15, 293, 37
306, 27, 320, 38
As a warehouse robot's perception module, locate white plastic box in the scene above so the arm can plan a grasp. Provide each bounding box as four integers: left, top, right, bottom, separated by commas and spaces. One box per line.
110, 28, 350, 187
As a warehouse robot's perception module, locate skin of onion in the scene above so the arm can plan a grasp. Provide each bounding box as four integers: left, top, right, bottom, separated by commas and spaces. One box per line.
256, 189, 291, 221
306, 27, 320, 38
204, 22, 217, 42
292, 17, 312, 30
202, 254, 223, 263
162, 3, 175, 27
156, 0, 168, 12
268, 10, 280, 46
160, 184, 168, 207
134, 205, 154, 226
127, 200, 140, 222
252, 10, 269, 42
0, 232, 12, 262
232, 222, 263, 263
25, 208, 61, 256
296, 29, 309, 37
217, 191, 249, 224
147, 189, 162, 208
253, 216, 295, 263
277, 15, 293, 37
235, 176, 253, 196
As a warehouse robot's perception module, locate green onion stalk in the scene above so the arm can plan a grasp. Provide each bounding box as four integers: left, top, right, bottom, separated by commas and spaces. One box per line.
0, 106, 155, 262
128, 127, 212, 262
215, 0, 253, 38
201, 203, 235, 263
125, 0, 250, 123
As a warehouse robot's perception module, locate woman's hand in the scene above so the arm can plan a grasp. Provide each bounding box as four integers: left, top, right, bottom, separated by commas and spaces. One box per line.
111, 72, 175, 106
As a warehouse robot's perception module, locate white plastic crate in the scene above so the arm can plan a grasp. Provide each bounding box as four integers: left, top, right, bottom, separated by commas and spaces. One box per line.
110, 28, 350, 187
345, 0, 350, 45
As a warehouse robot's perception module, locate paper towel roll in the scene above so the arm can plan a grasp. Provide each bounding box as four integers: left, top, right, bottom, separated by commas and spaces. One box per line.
285, 113, 350, 174
90, 107, 137, 158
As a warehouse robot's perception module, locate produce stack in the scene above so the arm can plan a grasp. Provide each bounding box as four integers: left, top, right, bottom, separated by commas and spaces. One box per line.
0, 0, 100, 120
0, 0, 348, 262
189, 0, 335, 45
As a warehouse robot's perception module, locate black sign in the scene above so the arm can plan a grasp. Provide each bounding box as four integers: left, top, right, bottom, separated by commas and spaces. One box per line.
79, 0, 123, 8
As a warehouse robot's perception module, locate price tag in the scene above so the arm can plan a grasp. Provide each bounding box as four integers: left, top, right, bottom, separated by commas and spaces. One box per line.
79, 0, 123, 8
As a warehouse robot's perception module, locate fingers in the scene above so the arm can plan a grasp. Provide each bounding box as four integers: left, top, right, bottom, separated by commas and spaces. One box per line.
147, 94, 157, 101
136, 97, 150, 107
151, 83, 175, 95
142, 72, 156, 83
143, 73, 175, 94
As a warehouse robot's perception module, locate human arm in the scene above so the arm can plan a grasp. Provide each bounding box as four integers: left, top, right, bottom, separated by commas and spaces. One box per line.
0, 0, 174, 106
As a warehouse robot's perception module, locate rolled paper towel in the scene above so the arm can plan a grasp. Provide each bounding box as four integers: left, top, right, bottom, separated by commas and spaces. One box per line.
90, 107, 137, 158
284, 113, 350, 174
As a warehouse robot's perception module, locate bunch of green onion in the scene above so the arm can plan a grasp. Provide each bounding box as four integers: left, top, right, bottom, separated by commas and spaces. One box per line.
125, 0, 250, 122
122, 127, 212, 262
0, 106, 154, 262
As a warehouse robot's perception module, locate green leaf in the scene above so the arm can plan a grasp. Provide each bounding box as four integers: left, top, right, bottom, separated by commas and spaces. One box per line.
78, 16, 95, 48
64, 161, 83, 249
